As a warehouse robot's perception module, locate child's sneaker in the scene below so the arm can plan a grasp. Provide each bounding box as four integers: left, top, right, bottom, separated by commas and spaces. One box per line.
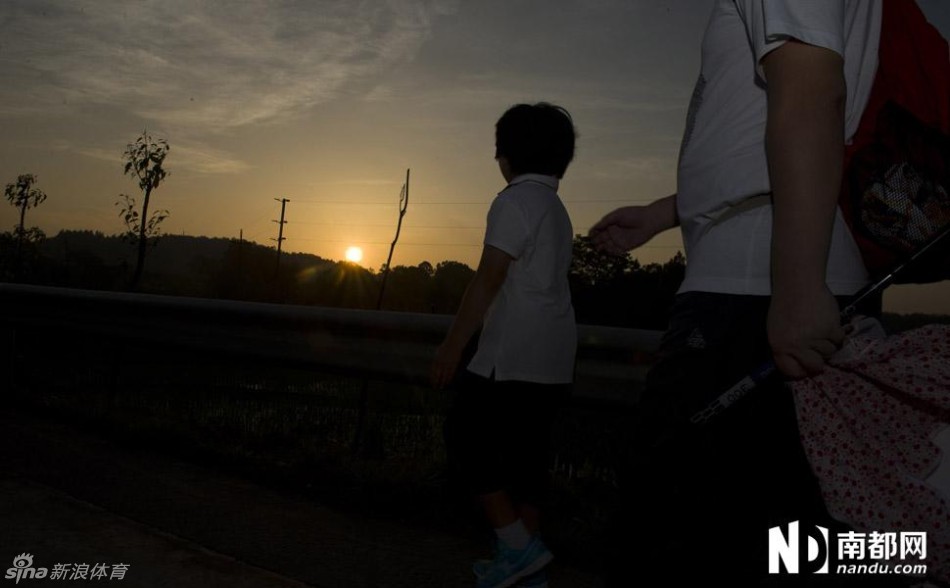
474, 537, 553, 588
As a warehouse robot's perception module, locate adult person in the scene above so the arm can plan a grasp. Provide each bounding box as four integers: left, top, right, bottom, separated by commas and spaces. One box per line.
590, 2, 905, 585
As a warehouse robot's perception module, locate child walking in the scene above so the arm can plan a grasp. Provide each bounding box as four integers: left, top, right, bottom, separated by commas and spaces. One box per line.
431, 102, 577, 588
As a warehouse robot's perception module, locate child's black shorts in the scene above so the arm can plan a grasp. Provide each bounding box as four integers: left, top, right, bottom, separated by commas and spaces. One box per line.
443, 370, 570, 504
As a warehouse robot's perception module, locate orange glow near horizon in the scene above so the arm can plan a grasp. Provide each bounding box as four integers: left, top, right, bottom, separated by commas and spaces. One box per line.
345, 246, 364, 264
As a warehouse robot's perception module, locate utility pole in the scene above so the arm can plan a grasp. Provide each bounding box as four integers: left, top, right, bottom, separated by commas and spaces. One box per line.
272, 198, 289, 280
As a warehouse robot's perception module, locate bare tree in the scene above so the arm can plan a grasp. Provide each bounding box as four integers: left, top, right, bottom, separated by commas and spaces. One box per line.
116, 131, 170, 290
4, 173, 47, 276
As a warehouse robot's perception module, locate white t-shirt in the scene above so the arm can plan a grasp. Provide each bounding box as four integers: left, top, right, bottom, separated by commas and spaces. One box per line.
676, 0, 882, 296
467, 174, 577, 384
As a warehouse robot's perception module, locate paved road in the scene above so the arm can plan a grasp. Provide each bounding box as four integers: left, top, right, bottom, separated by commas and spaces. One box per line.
0, 408, 602, 588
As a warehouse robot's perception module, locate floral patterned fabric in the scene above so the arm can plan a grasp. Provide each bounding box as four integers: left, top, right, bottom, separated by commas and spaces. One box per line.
791, 322, 950, 582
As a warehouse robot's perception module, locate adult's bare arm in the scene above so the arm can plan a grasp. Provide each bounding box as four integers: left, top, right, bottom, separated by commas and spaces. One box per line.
762, 40, 848, 379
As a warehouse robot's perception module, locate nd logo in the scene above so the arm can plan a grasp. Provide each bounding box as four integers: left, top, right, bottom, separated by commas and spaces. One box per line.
768, 521, 830, 574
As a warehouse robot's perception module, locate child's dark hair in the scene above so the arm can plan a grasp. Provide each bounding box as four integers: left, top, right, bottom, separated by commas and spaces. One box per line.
495, 102, 576, 179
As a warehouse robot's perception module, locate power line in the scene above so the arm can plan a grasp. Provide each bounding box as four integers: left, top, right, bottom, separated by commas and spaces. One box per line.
290, 198, 655, 205
290, 238, 481, 247
286, 221, 483, 229
238, 202, 279, 242
286, 237, 683, 249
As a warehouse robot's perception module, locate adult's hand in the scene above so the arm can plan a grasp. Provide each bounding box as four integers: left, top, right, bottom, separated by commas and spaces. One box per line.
768, 285, 845, 379
589, 194, 678, 255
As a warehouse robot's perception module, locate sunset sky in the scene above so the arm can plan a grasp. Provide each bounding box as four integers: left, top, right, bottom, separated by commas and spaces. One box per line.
1, 0, 949, 314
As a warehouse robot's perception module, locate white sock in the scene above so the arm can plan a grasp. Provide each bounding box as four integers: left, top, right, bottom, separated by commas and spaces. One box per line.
495, 519, 532, 550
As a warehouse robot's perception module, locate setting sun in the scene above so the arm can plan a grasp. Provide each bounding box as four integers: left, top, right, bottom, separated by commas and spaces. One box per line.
345, 246, 363, 263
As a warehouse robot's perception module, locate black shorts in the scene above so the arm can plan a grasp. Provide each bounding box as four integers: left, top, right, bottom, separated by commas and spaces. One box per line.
443, 371, 569, 504
612, 292, 901, 586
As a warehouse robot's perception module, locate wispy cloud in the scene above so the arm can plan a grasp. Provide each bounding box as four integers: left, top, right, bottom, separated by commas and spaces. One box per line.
0, 0, 460, 133
167, 144, 251, 175
73, 140, 249, 175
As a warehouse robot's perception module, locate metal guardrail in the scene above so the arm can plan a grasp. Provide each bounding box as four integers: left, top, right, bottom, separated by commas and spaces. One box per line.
0, 283, 660, 405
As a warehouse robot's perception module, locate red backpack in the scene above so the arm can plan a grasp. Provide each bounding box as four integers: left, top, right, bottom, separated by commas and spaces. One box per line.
841, 0, 950, 283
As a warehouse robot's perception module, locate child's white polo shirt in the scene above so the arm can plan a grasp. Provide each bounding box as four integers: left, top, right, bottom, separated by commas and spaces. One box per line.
467, 174, 577, 385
